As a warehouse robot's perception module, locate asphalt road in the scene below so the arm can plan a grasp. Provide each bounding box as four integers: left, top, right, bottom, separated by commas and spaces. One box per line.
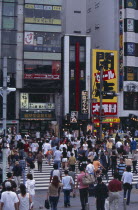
34, 188, 138, 210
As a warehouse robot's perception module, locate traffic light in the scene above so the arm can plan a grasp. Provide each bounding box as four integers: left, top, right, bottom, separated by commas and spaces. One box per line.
95, 83, 100, 97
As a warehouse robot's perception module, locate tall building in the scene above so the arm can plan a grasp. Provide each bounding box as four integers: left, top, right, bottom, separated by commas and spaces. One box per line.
86, 0, 138, 129
62, 0, 86, 35
0, 0, 62, 136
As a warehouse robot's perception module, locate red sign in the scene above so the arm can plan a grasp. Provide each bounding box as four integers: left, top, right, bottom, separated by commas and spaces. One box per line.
92, 102, 117, 115
24, 74, 60, 80
95, 69, 116, 82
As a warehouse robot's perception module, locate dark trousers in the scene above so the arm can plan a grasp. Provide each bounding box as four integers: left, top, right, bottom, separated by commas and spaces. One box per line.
118, 174, 122, 181
49, 196, 59, 210
79, 188, 88, 210
63, 189, 70, 206
132, 160, 137, 173
38, 161, 42, 172
70, 165, 75, 172
124, 183, 132, 205
111, 163, 117, 175
96, 198, 105, 210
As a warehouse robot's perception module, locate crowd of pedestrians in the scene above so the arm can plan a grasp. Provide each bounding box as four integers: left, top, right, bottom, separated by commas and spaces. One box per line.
0, 130, 137, 210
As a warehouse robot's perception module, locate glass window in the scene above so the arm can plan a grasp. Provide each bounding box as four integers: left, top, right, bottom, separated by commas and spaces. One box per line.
24, 32, 61, 53
2, 17, 15, 29
2, 31, 16, 44
3, 3, 15, 16
124, 92, 138, 110
29, 94, 50, 103
80, 46, 85, 62
2, 45, 16, 58
70, 46, 75, 62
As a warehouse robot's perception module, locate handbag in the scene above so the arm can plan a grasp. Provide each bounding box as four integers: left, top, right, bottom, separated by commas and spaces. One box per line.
82, 173, 95, 185
45, 199, 50, 209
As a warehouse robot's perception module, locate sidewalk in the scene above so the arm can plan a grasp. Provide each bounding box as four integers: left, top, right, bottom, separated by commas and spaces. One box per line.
34, 188, 138, 210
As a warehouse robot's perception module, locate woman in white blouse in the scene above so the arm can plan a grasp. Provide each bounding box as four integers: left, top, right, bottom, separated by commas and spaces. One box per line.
25, 174, 35, 206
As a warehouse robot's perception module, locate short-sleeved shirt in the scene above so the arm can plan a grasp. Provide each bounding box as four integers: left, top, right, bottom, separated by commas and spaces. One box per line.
93, 161, 101, 171
117, 163, 126, 175
77, 172, 89, 189
1, 191, 19, 210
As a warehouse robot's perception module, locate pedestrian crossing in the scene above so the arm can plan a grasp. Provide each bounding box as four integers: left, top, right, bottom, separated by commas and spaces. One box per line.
22, 160, 138, 191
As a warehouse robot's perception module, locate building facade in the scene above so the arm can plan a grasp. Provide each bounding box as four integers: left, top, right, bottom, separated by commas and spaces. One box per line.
62, 0, 86, 35
86, 0, 138, 130
0, 0, 63, 136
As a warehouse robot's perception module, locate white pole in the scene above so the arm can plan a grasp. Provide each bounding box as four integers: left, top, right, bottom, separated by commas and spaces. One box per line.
2, 57, 7, 182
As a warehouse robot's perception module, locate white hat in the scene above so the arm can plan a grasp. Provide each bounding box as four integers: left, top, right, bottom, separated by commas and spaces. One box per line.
5, 181, 11, 188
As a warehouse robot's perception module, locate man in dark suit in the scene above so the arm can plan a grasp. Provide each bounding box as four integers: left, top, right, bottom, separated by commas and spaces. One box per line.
101, 151, 110, 180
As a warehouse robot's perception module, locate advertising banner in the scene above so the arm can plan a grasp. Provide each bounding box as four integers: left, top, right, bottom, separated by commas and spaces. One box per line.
92, 49, 118, 116
70, 111, 78, 123
20, 111, 55, 120
81, 91, 88, 114
92, 49, 118, 104
24, 31, 61, 53
92, 102, 117, 116
24, 61, 61, 80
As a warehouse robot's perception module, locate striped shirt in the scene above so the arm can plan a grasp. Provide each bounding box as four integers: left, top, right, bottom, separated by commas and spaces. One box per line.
117, 163, 126, 175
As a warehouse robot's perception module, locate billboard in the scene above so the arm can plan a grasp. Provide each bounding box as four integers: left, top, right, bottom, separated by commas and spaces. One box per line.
24, 61, 61, 80
92, 49, 118, 115
24, 32, 61, 53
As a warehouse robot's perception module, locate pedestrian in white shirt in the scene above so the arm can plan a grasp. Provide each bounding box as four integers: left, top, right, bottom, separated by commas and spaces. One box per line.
86, 159, 95, 175
54, 147, 62, 169
83, 141, 88, 151
122, 166, 133, 205
0, 181, 19, 210
116, 140, 122, 149
59, 142, 67, 151
25, 174, 35, 205
15, 133, 22, 148
30, 140, 39, 155
62, 170, 74, 207
42, 140, 51, 163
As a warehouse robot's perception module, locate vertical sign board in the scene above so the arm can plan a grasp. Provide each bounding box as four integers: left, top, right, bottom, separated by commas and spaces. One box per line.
119, 0, 124, 90
70, 111, 78, 123
92, 49, 118, 116
81, 91, 88, 114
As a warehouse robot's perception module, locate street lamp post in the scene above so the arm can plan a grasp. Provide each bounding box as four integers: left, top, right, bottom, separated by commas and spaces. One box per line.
99, 66, 103, 141
0, 57, 16, 181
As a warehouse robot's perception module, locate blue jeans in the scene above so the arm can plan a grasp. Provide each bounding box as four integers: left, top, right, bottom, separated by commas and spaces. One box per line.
54, 160, 61, 169
63, 189, 70, 206
49, 196, 59, 210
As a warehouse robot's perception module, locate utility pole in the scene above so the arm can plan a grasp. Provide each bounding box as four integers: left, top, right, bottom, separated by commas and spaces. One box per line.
0, 57, 16, 181
99, 66, 103, 141
2, 57, 7, 182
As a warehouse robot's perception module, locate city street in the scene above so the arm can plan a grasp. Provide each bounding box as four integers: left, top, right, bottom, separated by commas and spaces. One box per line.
34, 189, 138, 210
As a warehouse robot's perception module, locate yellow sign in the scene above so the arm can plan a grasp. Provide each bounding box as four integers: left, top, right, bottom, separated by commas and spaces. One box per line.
25, 4, 35, 9
25, 17, 61, 25
53, 6, 62, 11
92, 49, 118, 103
